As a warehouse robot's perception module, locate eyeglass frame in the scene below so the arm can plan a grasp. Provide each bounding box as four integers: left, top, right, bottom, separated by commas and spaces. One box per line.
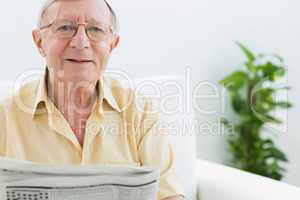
38, 19, 115, 42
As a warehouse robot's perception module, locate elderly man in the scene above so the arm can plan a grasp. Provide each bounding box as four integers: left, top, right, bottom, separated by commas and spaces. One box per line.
0, 0, 185, 199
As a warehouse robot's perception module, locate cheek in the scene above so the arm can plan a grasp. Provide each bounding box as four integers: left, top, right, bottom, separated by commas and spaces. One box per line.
93, 42, 111, 66
43, 39, 67, 67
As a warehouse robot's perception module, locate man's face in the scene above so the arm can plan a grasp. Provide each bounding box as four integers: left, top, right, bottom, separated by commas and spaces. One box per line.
33, 0, 119, 82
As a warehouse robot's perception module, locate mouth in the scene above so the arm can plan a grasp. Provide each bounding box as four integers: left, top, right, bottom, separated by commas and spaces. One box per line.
65, 58, 93, 64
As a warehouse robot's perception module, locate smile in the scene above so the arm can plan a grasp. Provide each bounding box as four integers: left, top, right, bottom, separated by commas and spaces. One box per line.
66, 58, 93, 63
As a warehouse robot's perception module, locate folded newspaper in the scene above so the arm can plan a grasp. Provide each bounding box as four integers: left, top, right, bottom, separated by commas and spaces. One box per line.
0, 157, 160, 200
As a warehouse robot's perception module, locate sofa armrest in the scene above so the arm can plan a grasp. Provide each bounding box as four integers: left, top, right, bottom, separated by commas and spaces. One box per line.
195, 159, 300, 200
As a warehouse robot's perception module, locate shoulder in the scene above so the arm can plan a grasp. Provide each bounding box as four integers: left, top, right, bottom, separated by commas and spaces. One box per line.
0, 79, 39, 115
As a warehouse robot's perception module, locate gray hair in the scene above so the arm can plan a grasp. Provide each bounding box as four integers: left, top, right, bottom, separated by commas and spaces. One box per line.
37, 0, 119, 33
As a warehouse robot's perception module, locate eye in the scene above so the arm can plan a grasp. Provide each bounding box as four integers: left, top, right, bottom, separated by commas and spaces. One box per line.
56, 24, 76, 32
88, 26, 105, 33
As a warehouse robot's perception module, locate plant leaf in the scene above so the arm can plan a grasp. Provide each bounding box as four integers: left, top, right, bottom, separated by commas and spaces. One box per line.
263, 115, 282, 124
220, 71, 249, 91
271, 101, 292, 108
236, 42, 256, 64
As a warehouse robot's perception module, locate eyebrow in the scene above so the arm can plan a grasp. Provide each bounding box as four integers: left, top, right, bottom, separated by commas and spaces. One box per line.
53, 14, 110, 23
86, 17, 110, 25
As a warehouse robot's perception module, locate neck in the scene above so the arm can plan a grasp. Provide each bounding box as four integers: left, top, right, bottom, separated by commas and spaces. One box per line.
47, 74, 98, 118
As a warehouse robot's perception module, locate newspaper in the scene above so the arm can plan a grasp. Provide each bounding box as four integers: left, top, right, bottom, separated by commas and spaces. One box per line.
0, 157, 160, 200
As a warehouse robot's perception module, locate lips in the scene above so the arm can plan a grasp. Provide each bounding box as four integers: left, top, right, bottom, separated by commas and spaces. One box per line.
66, 58, 93, 63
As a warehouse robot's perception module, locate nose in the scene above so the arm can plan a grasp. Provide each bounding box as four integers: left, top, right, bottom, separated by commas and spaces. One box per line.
69, 25, 90, 49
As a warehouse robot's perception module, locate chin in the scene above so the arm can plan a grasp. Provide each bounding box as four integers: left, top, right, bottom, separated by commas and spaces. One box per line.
67, 74, 98, 83
63, 66, 99, 81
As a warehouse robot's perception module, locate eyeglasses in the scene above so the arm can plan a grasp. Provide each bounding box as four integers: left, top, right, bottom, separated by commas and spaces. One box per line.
39, 19, 114, 42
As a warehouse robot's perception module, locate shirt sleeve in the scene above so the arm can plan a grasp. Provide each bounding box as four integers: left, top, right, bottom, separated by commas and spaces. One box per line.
0, 104, 6, 156
136, 97, 186, 200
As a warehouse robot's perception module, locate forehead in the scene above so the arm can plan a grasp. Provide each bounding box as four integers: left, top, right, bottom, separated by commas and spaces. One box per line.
43, 0, 111, 23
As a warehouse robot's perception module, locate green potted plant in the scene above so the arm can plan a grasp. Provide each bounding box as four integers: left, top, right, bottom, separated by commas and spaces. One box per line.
220, 42, 292, 180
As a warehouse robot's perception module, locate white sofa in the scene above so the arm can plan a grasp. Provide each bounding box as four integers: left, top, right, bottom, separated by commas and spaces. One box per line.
1, 76, 300, 200
131, 76, 300, 200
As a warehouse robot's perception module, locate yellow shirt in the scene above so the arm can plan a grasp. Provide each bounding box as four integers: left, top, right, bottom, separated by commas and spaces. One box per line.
0, 72, 185, 200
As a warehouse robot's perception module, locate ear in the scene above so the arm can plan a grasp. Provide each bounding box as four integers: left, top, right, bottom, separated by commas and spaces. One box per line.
109, 35, 120, 53
32, 29, 46, 57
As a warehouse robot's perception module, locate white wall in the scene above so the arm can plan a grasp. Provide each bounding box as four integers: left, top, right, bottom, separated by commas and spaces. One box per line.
0, 0, 299, 186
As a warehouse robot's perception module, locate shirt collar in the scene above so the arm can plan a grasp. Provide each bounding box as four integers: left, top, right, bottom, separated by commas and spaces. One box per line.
31, 69, 121, 118
98, 75, 122, 114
